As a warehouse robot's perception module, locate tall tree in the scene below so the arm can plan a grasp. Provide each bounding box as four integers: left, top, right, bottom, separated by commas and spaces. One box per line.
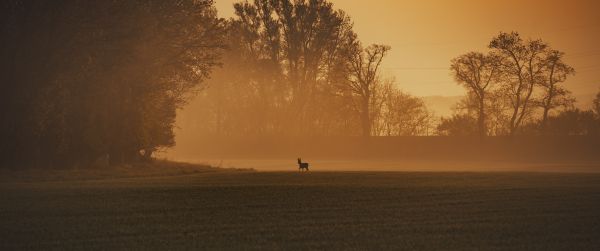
538, 50, 575, 132
231, 0, 356, 135
345, 43, 391, 136
490, 31, 548, 136
450, 52, 500, 139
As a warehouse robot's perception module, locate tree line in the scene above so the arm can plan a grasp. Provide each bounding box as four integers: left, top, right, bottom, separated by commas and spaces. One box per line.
440, 32, 600, 138
186, 0, 433, 138
1, 0, 598, 169
186, 2, 600, 139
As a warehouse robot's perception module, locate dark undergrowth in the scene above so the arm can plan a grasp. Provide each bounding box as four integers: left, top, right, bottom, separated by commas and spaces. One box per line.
0, 160, 252, 183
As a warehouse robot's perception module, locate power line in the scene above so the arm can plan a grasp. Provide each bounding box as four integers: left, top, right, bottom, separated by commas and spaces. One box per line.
565, 51, 600, 58
384, 67, 448, 71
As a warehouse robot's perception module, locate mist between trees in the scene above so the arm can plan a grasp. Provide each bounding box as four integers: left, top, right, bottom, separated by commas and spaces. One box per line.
1, 0, 599, 169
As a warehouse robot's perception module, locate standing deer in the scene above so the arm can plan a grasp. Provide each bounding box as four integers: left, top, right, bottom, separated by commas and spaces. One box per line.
297, 158, 309, 172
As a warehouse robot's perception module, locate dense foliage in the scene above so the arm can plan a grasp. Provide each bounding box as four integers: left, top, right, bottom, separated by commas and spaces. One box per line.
0, 0, 225, 168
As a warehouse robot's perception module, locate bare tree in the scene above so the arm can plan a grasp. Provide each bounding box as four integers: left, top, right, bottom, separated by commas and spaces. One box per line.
539, 50, 575, 132
378, 86, 433, 136
345, 43, 391, 136
490, 32, 548, 136
450, 52, 500, 139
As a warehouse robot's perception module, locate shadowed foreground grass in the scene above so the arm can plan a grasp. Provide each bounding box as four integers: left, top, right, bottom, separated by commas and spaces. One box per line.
1, 170, 600, 250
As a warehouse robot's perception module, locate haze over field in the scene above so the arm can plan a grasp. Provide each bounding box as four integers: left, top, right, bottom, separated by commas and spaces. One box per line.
157, 0, 600, 171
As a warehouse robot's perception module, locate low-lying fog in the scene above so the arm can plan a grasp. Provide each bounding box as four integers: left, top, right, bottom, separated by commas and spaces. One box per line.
170, 158, 600, 173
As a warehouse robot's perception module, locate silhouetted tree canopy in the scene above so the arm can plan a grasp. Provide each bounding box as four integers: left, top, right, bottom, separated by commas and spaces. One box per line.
450, 52, 501, 138
0, 0, 224, 168
444, 31, 582, 137
181, 0, 432, 138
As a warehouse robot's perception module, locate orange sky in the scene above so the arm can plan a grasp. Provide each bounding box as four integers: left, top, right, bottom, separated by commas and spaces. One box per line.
215, 0, 600, 99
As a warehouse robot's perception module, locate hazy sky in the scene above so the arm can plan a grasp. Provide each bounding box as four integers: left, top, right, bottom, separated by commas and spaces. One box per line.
215, 0, 600, 97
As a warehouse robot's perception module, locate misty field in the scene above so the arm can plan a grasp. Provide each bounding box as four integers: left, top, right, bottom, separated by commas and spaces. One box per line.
2, 170, 600, 250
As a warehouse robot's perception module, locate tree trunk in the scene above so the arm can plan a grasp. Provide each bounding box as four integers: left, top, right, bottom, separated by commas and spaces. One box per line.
478, 96, 486, 140
541, 105, 550, 134
508, 73, 524, 137
541, 83, 555, 134
142, 148, 154, 162
361, 99, 371, 137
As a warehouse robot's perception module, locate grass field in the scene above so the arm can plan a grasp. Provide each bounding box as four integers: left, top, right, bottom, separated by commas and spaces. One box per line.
2, 169, 600, 250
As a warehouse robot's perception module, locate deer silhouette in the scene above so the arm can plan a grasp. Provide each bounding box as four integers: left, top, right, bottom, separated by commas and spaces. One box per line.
297, 158, 309, 172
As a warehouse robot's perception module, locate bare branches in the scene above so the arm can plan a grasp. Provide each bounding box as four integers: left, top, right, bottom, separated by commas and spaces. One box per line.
539, 49, 576, 131
450, 52, 500, 138
449, 31, 577, 137
343, 43, 391, 136
489, 31, 550, 136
